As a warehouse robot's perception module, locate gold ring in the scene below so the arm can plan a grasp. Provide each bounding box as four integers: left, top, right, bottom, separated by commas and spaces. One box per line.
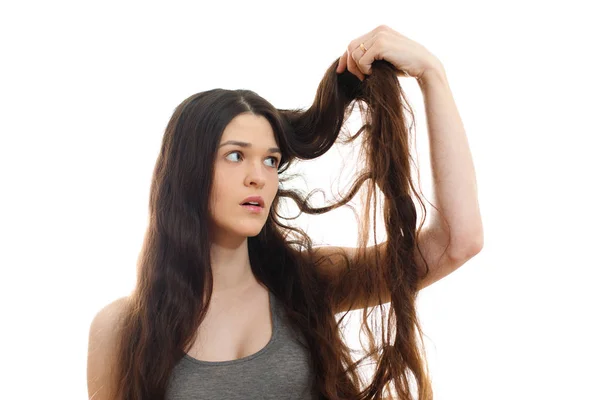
359, 43, 367, 52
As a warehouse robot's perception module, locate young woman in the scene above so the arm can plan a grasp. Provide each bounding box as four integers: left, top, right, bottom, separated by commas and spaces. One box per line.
87, 25, 483, 400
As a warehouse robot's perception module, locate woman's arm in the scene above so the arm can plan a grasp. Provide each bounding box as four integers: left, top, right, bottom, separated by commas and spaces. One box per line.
417, 62, 484, 264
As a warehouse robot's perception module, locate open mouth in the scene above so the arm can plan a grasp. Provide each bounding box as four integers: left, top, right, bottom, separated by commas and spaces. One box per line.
240, 196, 265, 209
240, 203, 263, 212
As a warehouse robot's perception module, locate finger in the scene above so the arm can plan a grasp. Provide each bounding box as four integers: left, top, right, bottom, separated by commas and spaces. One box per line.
348, 44, 366, 81
336, 51, 347, 73
355, 37, 378, 76
341, 31, 373, 80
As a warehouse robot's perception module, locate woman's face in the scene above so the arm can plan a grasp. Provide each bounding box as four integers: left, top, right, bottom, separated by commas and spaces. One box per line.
209, 112, 281, 241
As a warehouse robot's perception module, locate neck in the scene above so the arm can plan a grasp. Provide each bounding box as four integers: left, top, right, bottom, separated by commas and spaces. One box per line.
209, 237, 256, 293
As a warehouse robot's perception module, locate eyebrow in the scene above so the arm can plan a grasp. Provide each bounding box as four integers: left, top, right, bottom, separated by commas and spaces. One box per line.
219, 140, 281, 155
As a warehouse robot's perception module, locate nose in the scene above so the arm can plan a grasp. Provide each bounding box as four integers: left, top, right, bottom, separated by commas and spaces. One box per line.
243, 161, 266, 189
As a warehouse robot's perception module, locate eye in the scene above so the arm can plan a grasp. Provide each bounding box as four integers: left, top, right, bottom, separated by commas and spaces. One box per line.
266, 156, 280, 168
225, 151, 243, 162
225, 151, 280, 168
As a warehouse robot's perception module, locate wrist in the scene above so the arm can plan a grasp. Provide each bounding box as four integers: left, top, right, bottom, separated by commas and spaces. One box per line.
418, 60, 447, 88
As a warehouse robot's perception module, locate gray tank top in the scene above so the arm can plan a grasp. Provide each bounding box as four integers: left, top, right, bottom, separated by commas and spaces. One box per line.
165, 290, 318, 399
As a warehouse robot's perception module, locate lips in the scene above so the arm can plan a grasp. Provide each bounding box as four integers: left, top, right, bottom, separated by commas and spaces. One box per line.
240, 196, 264, 208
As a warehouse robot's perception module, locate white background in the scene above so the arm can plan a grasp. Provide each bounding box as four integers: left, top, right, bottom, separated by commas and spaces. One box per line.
1, 1, 599, 399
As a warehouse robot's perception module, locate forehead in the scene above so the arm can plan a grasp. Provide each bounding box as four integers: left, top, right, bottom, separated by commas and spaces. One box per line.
220, 113, 276, 143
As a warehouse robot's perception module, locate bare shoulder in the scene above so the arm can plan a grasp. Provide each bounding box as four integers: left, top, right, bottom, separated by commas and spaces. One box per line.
87, 296, 130, 400
90, 296, 130, 329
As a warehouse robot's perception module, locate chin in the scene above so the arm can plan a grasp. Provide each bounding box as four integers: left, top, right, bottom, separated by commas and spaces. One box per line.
229, 221, 266, 239
239, 224, 266, 237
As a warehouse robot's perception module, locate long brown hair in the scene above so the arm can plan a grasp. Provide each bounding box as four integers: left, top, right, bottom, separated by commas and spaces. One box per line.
109, 58, 440, 399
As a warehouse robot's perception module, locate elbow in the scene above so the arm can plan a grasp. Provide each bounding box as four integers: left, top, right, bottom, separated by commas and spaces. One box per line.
450, 230, 484, 261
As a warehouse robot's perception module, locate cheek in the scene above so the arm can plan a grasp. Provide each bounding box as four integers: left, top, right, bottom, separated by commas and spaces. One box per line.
268, 177, 279, 204
208, 176, 224, 210
210, 171, 236, 208
210, 180, 225, 204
